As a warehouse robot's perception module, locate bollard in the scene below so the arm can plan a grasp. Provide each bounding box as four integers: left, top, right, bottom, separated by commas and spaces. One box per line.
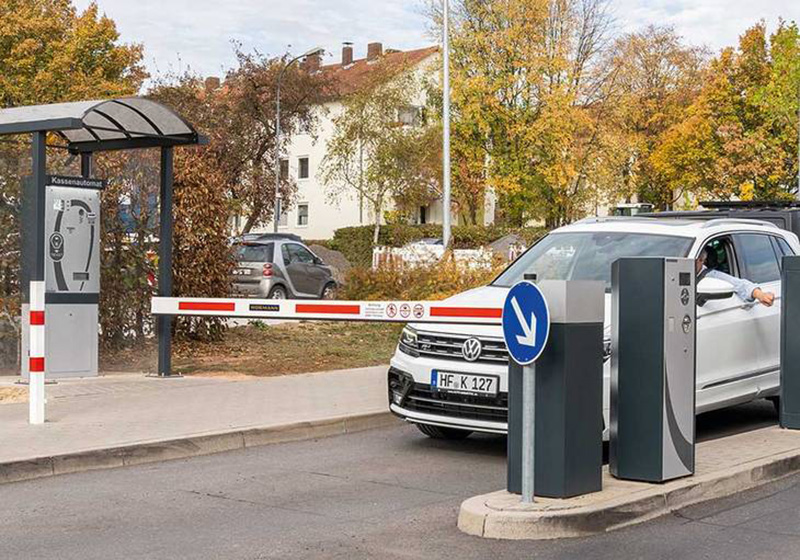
28, 280, 46, 424
610, 257, 695, 482
507, 280, 605, 498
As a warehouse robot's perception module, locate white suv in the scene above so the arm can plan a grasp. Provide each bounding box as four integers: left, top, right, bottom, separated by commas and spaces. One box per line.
388, 217, 800, 439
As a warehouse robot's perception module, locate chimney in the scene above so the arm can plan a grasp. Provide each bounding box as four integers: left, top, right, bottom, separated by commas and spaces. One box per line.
304, 52, 321, 72
204, 76, 220, 91
342, 43, 354, 66
367, 42, 383, 61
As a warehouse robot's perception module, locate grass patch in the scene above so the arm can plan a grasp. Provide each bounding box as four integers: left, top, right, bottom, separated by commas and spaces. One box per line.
0, 387, 26, 405
102, 321, 402, 378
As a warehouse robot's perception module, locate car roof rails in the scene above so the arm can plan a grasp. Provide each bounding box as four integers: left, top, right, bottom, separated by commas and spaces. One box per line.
701, 200, 800, 211
700, 218, 779, 229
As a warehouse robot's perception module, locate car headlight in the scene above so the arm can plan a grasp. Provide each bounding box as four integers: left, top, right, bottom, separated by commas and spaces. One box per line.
398, 326, 419, 357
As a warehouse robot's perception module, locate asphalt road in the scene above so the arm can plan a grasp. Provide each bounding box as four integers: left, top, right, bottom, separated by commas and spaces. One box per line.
0, 399, 795, 560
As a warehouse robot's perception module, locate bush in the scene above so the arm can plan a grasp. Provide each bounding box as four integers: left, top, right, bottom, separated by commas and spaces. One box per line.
339, 254, 506, 301
330, 224, 547, 267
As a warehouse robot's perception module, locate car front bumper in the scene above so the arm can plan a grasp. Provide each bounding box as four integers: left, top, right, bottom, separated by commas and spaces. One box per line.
389, 350, 611, 439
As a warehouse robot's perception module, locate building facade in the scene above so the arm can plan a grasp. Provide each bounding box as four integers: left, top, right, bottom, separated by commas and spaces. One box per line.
253, 43, 446, 240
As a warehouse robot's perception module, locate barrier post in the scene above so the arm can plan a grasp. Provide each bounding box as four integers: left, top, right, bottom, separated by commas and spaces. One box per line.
29, 280, 45, 424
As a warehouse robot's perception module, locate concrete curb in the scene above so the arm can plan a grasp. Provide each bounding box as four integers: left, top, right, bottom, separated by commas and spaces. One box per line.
0, 411, 397, 486
459, 444, 800, 540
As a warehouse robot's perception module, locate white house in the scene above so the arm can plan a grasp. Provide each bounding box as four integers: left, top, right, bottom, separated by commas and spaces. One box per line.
256, 43, 449, 240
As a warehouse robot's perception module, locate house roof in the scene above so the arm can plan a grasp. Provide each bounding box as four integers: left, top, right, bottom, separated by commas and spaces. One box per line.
323, 46, 439, 98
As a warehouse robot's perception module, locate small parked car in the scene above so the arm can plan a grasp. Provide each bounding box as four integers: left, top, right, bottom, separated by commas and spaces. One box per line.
231, 234, 336, 299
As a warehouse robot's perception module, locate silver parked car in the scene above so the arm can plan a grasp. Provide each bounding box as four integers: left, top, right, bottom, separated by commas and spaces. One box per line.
231, 234, 337, 299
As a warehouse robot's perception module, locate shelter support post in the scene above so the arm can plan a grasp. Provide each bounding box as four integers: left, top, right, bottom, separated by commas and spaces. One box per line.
157, 147, 174, 377
80, 153, 92, 178
29, 131, 47, 423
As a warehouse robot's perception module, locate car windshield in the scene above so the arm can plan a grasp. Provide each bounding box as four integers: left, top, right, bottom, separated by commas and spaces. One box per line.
234, 243, 274, 263
492, 231, 694, 289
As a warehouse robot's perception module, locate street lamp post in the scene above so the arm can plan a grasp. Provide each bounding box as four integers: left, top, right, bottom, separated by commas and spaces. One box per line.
274, 47, 324, 232
442, 0, 452, 248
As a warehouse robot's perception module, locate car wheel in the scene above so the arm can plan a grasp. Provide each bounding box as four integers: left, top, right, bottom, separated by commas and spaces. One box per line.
321, 282, 336, 300
416, 423, 472, 440
268, 285, 287, 299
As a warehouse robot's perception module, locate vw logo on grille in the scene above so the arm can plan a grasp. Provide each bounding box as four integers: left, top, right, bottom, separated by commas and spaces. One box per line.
462, 338, 483, 362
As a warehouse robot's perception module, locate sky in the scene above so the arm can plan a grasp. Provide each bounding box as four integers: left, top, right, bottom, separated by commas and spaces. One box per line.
73, 0, 799, 81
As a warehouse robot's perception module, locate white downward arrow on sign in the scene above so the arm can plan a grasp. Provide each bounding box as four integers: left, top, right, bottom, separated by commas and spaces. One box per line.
511, 296, 537, 347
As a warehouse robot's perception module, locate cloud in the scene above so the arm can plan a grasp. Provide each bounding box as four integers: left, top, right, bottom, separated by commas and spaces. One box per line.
73, 0, 432, 79
73, 0, 797, 80
612, 0, 797, 53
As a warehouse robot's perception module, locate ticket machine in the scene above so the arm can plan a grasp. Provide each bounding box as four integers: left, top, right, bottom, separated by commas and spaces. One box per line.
22, 175, 102, 379
610, 257, 696, 482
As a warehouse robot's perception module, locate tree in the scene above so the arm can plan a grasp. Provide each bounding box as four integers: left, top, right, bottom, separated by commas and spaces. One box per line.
0, 0, 144, 333
652, 22, 800, 202
0, 1, 145, 107
224, 48, 331, 233
321, 66, 440, 243
608, 26, 708, 208
443, 0, 618, 228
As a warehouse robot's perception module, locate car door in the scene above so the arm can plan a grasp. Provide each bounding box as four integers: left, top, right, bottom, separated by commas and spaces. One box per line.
695, 235, 763, 411
282, 243, 316, 296
733, 234, 783, 384
302, 249, 330, 296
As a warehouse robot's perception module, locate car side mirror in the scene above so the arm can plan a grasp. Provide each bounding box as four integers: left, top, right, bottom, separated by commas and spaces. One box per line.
697, 277, 735, 306
313, 256, 323, 265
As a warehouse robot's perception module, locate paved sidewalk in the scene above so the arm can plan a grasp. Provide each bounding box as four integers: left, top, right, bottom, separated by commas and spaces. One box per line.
460, 424, 800, 540
0, 366, 391, 467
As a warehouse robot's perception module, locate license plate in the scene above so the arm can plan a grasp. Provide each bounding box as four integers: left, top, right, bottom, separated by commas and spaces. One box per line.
233, 268, 251, 276
431, 370, 498, 397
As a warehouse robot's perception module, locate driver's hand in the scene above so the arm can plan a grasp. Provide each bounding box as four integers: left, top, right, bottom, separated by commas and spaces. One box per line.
753, 289, 775, 307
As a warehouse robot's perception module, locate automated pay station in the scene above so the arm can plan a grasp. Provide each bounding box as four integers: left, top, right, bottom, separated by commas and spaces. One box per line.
610, 257, 696, 482
21, 175, 103, 379
780, 255, 800, 429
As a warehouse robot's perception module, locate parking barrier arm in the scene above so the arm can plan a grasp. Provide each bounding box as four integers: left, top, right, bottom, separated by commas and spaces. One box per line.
151, 297, 503, 325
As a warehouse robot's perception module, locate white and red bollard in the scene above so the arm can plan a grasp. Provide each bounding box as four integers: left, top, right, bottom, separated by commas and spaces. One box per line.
28, 281, 46, 424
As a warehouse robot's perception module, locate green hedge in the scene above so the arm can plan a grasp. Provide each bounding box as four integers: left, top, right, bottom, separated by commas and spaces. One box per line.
329, 224, 547, 267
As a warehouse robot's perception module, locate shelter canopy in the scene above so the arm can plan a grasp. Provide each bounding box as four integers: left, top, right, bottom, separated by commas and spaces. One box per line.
0, 97, 203, 153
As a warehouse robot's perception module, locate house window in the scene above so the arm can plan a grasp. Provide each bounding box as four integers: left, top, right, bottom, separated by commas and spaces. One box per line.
280, 159, 289, 180
298, 157, 309, 179
419, 206, 427, 224
398, 105, 422, 126
297, 203, 309, 226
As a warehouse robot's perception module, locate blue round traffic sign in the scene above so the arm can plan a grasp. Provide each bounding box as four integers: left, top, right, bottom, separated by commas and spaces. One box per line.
502, 281, 550, 365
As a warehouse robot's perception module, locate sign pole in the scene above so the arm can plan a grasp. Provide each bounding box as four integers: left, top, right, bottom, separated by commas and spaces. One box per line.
521, 363, 535, 503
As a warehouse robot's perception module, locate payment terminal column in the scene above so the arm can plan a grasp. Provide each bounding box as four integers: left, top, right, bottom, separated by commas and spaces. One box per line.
610, 257, 696, 482
507, 280, 605, 498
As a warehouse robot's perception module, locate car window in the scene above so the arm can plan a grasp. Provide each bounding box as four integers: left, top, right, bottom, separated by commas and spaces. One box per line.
702, 237, 734, 275
234, 243, 273, 262
736, 234, 781, 283
292, 244, 315, 264
283, 243, 314, 265
492, 232, 694, 290
776, 237, 794, 257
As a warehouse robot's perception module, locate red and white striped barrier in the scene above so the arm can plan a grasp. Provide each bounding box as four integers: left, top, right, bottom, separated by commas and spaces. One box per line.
29, 281, 46, 424
151, 297, 503, 325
